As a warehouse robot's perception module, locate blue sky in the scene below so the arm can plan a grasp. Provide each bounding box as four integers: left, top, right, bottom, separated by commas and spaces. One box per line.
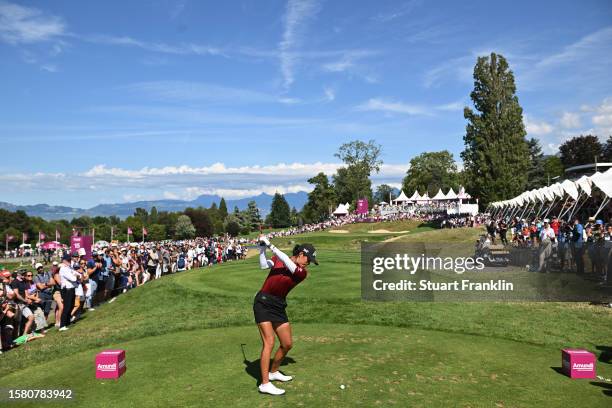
1, 0, 611, 207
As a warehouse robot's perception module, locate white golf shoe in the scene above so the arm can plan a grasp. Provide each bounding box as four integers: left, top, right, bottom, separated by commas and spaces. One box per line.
258, 382, 285, 395
269, 371, 293, 382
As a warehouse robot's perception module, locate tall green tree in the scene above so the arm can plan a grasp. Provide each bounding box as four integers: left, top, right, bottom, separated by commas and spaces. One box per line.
526, 138, 547, 189
149, 206, 159, 224
246, 201, 262, 231
267, 193, 291, 228
401, 151, 459, 196
218, 197, 228, 220
302, 173, 336, 223
559, 135, 603, 168
461, 52, 529, 206
332, 139, 382, 205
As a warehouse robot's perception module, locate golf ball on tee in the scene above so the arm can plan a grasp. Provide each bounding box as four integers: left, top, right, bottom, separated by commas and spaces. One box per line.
340, 385, 345, 390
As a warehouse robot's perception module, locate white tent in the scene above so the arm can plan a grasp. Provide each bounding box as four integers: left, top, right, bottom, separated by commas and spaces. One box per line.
408, 190, 420, 201
445, 188, 458, 200
575, 175, 592, 197
393, 190, 410, 203
432, 188, 446, 200
333, 203, 349, 216
591, 168, 612, 197
561, 180, 579, 200
417, 193, 430, 202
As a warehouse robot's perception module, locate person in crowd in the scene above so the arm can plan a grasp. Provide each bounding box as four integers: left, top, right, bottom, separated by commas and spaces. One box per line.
1, 270, 17, 351
58, 253, 80, 331
24, 271, 47, 334
33, 262, 54, 320
10, 271, 34, 336
571, 217, 585, 275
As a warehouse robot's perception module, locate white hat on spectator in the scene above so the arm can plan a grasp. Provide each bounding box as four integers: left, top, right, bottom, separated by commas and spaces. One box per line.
35, 262, 43, 269
52, 261, 58, 266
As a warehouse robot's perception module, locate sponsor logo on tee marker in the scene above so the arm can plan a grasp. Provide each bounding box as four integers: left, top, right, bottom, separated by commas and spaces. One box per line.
572, 363, 593, 371
97, 360, 126, 372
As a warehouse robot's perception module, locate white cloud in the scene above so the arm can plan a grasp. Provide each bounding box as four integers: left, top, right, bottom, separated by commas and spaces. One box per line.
356, 98, 428, 116
278, 0, 320, 90
591, 97, 612, 127
0, 161, 409, 202
0, 1, 65, 44
87, 34, 222, 56
323, 87, 335, 102
372, 0, 422, 23
40, 63, 58, 72
323, 59, 353, 72
524, 116, 553, 135
122, 80, 288, 105
162, 191, 181, 200
559, 112, 581, 129
536, 27, 612, 69
435, 100, 464, 112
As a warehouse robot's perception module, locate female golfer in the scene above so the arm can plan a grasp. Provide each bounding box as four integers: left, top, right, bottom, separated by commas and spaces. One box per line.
254, 235, 318, 396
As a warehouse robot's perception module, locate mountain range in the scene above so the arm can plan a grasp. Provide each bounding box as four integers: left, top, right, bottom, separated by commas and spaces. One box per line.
0, 192, 309, 221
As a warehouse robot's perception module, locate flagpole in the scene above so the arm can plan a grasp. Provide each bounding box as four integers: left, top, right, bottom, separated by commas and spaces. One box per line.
111, 226, 114, 242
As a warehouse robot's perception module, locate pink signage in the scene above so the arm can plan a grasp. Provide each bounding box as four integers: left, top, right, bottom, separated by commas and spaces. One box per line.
70, 236, 93, 260
95, 349, 127, 379
356, 198, 369, 215
562, 349, 596, 379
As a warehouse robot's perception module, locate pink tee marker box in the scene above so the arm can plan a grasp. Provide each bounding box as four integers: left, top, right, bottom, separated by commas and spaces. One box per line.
95, 349, 127, 379
561, 349, 595, 379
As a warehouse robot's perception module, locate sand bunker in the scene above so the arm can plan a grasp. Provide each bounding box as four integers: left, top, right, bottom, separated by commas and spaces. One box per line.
368, 229, 409, 234
329, 230, 350, 234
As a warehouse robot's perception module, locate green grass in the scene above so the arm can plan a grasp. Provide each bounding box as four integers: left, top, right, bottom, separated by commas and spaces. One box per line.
1, 225, 611, 407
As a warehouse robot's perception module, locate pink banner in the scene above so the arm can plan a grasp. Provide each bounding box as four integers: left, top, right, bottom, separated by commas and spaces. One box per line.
71, 235, 93, 260
356, 198, 369, 214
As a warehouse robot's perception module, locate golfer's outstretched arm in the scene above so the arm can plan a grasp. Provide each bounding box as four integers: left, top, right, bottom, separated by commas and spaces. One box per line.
269, 245, 297, 273
259, 236, 297, 273
259, 246, 274, 269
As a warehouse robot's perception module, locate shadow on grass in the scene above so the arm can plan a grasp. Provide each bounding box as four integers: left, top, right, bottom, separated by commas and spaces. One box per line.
550, 366, 566, 376
596, 345, 611, 364
240, 343, 296, 385
589, 381, 612, 397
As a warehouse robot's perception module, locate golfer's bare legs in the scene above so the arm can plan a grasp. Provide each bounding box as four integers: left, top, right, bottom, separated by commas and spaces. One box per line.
257, 322, 275, 384
271, 322, 292, 373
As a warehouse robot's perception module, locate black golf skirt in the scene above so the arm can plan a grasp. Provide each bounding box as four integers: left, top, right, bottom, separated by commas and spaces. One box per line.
253, 291, 288, 324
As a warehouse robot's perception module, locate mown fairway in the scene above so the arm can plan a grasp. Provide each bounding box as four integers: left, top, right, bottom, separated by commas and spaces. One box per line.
1, 222, 611, 407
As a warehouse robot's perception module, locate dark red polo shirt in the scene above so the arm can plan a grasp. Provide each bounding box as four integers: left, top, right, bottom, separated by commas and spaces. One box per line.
260, 255, 307, 298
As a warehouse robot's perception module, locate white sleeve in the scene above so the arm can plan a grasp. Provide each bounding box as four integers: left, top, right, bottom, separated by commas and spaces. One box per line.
269, 245, 297, 273
259, 247, 274, 269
